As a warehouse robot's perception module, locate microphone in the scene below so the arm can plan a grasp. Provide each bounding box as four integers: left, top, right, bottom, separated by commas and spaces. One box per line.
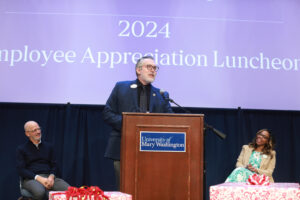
159, 89, 226, 140
159, 89, 191, 113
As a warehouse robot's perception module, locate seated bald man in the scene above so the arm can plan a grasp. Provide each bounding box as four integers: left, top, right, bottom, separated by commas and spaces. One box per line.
16, 121, 69, 200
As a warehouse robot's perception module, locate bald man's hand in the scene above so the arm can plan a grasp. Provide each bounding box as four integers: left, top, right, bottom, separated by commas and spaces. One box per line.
36, 175, 52, 189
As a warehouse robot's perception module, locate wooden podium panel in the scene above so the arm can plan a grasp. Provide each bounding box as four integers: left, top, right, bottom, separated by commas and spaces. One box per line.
120, 113, 204, 200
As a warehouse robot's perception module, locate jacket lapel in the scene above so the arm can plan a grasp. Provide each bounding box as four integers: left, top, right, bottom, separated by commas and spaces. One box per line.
129, 80, 139, 111
245, 146, 254, 164
259, 154, 269, 168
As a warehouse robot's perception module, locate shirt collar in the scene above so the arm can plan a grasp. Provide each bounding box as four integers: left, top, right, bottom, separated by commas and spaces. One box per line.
136, 79, 151, 89
28, 140, 42, 149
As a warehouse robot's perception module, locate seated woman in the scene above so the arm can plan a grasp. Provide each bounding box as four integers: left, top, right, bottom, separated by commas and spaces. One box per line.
225, 129, 276, 183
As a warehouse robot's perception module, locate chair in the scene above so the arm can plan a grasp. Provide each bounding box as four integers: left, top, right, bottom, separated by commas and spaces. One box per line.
18, 178, 33, 200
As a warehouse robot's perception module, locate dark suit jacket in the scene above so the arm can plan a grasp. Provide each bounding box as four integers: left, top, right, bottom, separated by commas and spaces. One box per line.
102, 79, 173, 160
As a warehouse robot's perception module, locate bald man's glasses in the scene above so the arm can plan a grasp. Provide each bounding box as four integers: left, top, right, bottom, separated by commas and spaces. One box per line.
26, 128, 41, 133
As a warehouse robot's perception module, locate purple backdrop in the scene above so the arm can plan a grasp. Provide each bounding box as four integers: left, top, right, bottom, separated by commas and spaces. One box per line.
1, 0, 300, 110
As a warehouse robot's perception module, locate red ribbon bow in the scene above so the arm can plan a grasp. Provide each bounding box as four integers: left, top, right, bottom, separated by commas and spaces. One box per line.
247, 174, 270, 186
66, 186, 109, 200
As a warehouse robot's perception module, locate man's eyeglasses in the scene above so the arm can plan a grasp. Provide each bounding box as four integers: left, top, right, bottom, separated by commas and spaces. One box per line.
26, 128, 42, 133
144, 64, 159, 72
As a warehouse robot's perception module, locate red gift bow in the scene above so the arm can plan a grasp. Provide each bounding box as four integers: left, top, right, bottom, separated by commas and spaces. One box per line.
66, 186, 109, 200
247, 174, 270, 186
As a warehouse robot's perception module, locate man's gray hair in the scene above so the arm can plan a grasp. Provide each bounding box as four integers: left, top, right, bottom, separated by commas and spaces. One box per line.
135, 55, 155, 69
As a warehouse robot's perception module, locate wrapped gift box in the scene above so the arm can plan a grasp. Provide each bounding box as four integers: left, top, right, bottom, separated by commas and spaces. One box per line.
49, 192, 66, 200
49, 191, 132, 200
104, 192, 132, 200
210, 182, 300, 200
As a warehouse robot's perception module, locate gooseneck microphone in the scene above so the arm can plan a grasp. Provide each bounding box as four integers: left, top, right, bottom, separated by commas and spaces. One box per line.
160, 89, 191, 114
159, 89, 226, 140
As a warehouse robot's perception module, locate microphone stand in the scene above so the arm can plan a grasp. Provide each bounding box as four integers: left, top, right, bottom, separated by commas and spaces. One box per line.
167, 98, 191, 114
203, 123, 226, 140
164, 96, 226, 140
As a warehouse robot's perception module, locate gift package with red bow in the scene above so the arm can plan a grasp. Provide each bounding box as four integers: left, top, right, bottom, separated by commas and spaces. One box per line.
246, 174, 270, 186
49, 186, 132, 200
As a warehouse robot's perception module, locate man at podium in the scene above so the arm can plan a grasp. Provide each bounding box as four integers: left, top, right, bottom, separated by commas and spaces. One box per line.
102, 55, 173, 189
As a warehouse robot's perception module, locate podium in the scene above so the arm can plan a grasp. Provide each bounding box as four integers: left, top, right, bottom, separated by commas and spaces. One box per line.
120, 113, 204, 200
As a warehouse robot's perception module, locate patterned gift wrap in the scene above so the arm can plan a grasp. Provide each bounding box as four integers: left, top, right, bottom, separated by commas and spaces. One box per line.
103, 192, 132, 200
210, 182, 300, 200
49, 192, 66, 200
49, 191, 132, 200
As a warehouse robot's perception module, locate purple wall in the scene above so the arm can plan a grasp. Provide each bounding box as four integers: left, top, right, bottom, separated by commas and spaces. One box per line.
1, 0, 300, 110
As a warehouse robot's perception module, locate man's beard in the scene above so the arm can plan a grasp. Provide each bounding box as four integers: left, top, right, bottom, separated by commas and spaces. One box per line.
141, 74, 155, 84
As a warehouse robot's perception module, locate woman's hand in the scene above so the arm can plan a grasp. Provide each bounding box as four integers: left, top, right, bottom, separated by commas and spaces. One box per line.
247, 164, 258, 173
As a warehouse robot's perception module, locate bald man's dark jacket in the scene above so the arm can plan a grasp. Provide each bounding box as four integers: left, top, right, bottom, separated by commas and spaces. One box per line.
16, 140, 57, 179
